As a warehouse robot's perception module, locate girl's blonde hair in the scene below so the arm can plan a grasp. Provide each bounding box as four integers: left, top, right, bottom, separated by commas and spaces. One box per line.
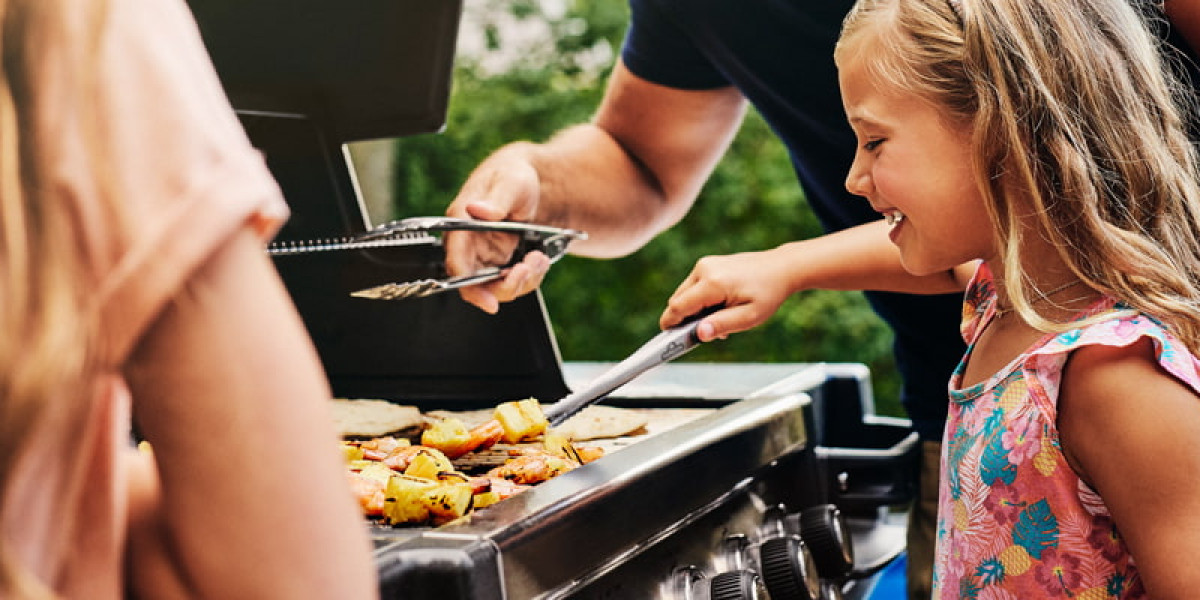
0, 0, 113, 596
837, 0, 1200, 350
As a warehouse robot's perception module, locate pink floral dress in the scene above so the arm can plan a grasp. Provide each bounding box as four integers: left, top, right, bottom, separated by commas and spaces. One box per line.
932, 263, 1200, 599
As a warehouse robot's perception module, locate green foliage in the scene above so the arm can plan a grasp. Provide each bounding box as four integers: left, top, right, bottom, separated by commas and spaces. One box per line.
390, 0, 902, 416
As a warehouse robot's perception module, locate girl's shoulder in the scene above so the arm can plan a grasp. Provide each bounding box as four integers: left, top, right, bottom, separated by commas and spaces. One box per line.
1035, 304, 1200, 395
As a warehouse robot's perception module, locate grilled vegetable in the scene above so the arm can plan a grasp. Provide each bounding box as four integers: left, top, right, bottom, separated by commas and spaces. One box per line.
494, 398, 549, 443
543, 432, 583, 463
422, 417, 504, 458
383, 475, 438, 524
421, 417, 473, 458
382, 474, 475, 526
404, 447, 455, 480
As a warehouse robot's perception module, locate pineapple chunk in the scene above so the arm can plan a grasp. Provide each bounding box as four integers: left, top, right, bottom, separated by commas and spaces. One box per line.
473, 490, 501, 509
341, 442, 365, 463
494, 398, 549, 444
423, 482, 475, 525
357, 461, 397, 484
543, 432, 583, 463
383, 475, 438, 525
421, 417, 473, 458
404, 447, 454, 480
382, 474, 475, 525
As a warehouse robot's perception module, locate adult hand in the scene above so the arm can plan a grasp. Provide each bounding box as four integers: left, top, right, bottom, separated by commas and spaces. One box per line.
659, 247, 796, 342
444, 144, 551, 314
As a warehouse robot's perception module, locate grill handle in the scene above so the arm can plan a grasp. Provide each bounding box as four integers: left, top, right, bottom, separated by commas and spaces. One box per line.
543, 305, 720, 426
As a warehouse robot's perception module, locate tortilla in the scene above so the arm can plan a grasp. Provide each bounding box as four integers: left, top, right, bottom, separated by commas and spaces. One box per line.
425, 405, 650, 441
553, 405, 649, 441
330, 398, 423, 438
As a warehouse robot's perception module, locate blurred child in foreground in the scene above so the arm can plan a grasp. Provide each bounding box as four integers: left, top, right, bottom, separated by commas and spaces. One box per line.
0, 0, 377, 597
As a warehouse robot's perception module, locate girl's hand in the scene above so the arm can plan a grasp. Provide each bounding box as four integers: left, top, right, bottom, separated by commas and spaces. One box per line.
659, 247, 796, 342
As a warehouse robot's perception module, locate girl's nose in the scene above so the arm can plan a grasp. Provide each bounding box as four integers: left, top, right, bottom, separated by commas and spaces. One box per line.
844, 158, 872, 198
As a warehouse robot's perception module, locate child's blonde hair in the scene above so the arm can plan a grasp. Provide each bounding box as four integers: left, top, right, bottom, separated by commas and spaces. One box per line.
0, 1, 115, 596
836, 0, 1200, 349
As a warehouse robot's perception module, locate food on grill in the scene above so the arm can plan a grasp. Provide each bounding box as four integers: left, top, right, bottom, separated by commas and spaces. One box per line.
330, 398, 423, 437
485, 452, 577, 484
383, 473, 475, 526
420, 417, 503, 459
554, 405, 650, 441
338, 397, 626, 526
494, 398, 549, 443
341, 398, 605, 526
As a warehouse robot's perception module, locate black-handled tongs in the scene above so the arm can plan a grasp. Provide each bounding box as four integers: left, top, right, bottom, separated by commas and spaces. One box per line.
347, 217, 587, 300
543, 306, 721, 426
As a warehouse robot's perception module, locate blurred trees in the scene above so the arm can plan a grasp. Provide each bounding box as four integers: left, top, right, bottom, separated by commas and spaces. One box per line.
386, 0, 902, 415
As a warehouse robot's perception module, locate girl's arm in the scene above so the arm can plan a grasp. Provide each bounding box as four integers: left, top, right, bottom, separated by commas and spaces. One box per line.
659, 220, 967, 340
123, 227, 377, 600
1059, 338, 1200, 598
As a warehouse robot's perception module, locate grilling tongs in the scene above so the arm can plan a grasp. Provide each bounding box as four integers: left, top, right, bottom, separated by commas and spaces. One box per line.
336, 217, 587, 300
543, 306, 721, 426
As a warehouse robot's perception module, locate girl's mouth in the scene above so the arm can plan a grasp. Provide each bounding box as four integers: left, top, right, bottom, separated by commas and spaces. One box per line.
885, 211, 906, 227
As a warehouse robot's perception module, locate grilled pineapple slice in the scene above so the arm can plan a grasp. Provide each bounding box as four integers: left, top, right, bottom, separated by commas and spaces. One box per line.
423, 482, 475, 524
421, 417, 473, 458
542, 432, 583, 463
494, 398, 549, 443
341, 441, 365, 463
383, 475, 438, 525
404, 447, 455, 480
382, 474, 474, 525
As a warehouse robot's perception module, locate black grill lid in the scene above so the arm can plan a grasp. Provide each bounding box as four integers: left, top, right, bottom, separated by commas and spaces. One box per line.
184, 0, 571, 406
185, 0, 461, 143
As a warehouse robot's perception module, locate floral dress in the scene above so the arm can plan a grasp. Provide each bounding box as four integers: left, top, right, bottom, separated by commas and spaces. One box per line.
931, 264, 1200, 599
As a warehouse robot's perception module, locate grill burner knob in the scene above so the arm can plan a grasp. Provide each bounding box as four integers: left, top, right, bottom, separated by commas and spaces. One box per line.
710, 569, 769, 600
786, 504, 854, 581
759, 535, 820, 600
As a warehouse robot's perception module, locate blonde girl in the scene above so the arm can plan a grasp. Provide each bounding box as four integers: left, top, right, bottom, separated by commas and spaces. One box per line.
662, 0, 1200, 596
0, 0, 376, 597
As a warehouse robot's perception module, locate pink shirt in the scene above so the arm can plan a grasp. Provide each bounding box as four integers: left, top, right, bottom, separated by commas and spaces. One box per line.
1, 0, 287, 596
933, 263, 1200, 598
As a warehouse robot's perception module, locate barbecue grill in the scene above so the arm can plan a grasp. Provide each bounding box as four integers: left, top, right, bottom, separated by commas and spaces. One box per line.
184, 2, 917, 598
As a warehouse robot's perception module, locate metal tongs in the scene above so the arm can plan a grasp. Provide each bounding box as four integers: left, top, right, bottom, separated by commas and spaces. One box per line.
349, 217, 587, 300
543, 306, 721, 426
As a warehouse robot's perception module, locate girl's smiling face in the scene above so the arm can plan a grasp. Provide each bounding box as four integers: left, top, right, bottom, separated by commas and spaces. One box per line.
838, 41, 997, 276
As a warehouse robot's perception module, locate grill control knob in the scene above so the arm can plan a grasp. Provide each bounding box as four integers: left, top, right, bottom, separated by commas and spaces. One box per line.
786, 504, 854, 581
710, 569, 769, 600
759, 534, 820, 600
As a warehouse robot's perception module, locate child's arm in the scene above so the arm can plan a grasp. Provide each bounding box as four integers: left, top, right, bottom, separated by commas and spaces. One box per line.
1059, 338, 1200, 598
123, 228, 378, 600
659, 219, 966, 340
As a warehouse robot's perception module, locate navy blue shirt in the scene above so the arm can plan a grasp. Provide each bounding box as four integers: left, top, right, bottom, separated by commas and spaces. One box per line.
622, 0, 967, 442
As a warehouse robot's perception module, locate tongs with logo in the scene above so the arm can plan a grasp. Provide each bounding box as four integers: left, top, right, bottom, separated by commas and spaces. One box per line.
346, 217, 587, 300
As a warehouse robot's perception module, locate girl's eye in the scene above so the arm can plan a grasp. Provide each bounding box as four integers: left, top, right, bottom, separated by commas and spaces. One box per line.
863, 138, 884, 151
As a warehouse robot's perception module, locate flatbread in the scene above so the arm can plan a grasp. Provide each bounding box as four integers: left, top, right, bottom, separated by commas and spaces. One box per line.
425, 405, 650, 441
552, 405, 649, 441
330, 398, 423, 438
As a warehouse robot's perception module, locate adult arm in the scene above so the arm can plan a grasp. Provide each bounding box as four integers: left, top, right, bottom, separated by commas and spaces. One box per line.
445, 60, 747, 312
1059, 338, 1200, 598
122, 228, 378, 600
